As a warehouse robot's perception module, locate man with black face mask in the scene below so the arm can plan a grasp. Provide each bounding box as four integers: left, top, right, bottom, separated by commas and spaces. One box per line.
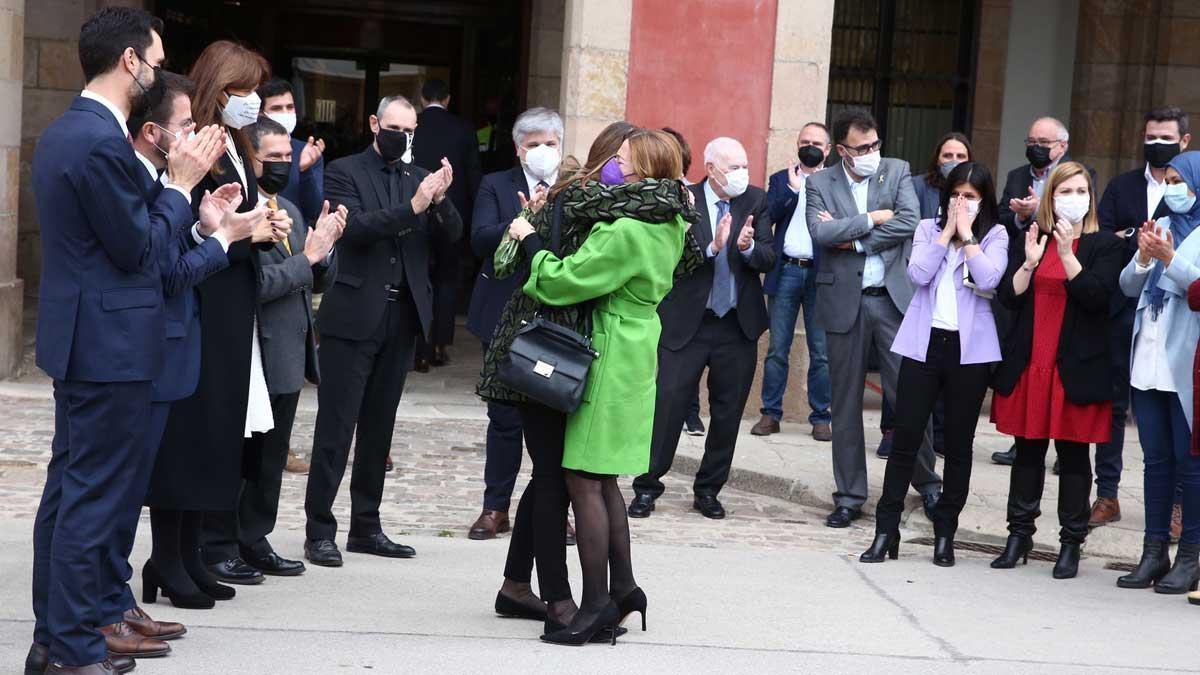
1086, 106, 1192, 529
303, 95, 461, 567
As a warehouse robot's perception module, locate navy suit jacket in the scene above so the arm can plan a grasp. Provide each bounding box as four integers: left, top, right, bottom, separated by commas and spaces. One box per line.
1097, 165, 1171, 316
133, 164, 230, 401
34, 96, 192, 382
997, 154, 1096, 230
466, 166, 526, 341
277, 137, 324, 228
764, 168, 820, 296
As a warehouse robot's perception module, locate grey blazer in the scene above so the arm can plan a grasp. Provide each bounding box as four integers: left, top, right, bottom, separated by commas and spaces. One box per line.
805, 157, 920, 334
257, 194, 336, 396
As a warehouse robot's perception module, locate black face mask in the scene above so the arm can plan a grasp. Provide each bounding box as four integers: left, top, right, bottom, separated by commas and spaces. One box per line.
1145, 142, 1182, 169
376, 128, 410, 163
257, 160, 291, 195
130, 60, 161, 122
1025, 144, 1053, 170
798, 145, 825, 168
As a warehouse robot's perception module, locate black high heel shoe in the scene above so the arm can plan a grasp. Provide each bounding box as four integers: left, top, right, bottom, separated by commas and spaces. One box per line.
933, 535, 955, 568
543, 618, 628, 643
541, 601, 620, 646
614, 587, 647, 631
186, 565, 236, 601
1053, 543, 1081, 579
859, 532, 899, 563
142, 560, 215, 610
990, 535, 1033, 569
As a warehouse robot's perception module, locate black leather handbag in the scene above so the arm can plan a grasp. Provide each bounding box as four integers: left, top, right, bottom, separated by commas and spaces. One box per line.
496, 196, 600, 413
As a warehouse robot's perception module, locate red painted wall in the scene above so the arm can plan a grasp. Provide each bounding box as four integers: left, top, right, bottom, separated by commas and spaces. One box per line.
625, 0, 778, 186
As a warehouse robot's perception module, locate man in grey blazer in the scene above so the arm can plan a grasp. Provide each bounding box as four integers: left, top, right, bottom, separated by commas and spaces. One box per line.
806, 110, 942, 528
207, 117, 346, 576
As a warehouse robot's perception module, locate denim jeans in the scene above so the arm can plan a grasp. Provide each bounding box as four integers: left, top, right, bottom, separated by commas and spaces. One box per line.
760, 263, 831, 424
1131, 388, 1200, 545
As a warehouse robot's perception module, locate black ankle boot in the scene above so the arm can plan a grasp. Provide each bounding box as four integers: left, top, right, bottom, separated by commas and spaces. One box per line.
991, 534, 1033, 569
933, 535, 955, 567
1053, 543, 1081, 579
859, 532, 900, 563
1155, 542, 1200, 594
1117, 538, 1172, 589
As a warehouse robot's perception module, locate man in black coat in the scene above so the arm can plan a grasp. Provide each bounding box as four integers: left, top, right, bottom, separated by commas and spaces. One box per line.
630, 136, 775, 520
303, 95, 462, 567
411, 79, 483, 369
1088, 106, 1190, 528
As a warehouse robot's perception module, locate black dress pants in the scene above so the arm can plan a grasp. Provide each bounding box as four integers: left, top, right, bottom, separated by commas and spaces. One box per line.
633, 311, 757, 499
482, 343, 524, 512
305, 297, 418, 541
875, 329, 991, 536
503, 402, 571, 601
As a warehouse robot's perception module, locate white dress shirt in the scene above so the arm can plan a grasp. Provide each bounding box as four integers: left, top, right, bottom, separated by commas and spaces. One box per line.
845, 165, 884, 288
522, 168, 557, 200
85, 89, 193, 205
1146, 163, 1167, 221
1016, 158, 1061, 227
1129, 258, 1176, 392
702, 180, 755, 259
782, 173, 814, 260
930, 245, 961, 331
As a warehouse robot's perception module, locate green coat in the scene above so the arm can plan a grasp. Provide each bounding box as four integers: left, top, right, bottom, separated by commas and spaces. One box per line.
523, 214, 688, 475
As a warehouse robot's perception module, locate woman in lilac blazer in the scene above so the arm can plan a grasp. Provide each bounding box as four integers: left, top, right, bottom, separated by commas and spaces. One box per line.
861, 162, 1009, 566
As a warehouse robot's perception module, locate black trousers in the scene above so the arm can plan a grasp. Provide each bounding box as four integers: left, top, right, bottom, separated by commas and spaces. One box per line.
482, 343, 524, 512
305, 297, 418, 541
875, 330, 991, 536
633, 311, 757, 499
1009, 438, 1092, 544
503, 402, 571, 601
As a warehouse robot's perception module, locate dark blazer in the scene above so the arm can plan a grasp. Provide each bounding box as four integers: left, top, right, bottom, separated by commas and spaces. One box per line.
997, 154, 1096, 230
657, 180, 774, 350
466, 166, 526, 341
318, 146, 463, 342
33, 96, 192, 383
132, 159, 230, 403
256, 194, 335, 395
1098, 165, 1171, 316
993, 228, 1124, 405
911, 172, 941, 220
413, 105, 483, 225
763, 168, 821, 296
277, 137, 325, 228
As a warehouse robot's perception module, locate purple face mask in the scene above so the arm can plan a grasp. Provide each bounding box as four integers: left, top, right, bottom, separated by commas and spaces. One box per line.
599, 157, 625, 185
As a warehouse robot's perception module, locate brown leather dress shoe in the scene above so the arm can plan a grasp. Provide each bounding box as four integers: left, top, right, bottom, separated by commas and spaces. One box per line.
750, 415, 780, 436
468, 510, 510, 540
124, 606, 186, 640
1088, 496, 1121, 528
812, 423, 832, 442
99, 621, 170, 659
284, 450, 310, 474
384, 454, 394, 473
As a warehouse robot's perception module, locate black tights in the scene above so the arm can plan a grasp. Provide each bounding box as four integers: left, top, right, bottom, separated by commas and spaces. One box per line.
564, 469, 637, 626
149, 508, 225, 595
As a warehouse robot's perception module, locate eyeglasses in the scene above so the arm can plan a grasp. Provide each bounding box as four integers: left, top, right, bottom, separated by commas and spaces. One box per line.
840, 140, 882, 156
1024, 138, 1062, 148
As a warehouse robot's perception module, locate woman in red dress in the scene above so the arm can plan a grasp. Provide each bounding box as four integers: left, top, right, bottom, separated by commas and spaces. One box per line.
990, 161, 1124, 579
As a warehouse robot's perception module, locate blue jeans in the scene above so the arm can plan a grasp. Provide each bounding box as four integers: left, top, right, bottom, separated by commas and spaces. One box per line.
760, 263, 831, 424
1132, 388, 1200, 545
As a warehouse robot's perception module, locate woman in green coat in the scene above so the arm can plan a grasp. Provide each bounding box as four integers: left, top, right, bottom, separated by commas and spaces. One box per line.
510, 130, 691, 645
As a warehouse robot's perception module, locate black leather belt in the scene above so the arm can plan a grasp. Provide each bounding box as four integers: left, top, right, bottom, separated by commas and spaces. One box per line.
384, 285, 408, 302
862, 286, 888, 297
783, 255, 813, 268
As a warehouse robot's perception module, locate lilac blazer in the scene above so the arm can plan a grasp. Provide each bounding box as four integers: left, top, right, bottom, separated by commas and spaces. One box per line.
891, 219, 1009, 364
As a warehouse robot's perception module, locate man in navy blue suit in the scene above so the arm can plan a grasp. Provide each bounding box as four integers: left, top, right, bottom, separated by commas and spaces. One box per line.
27, 9, 234, 674
464, 107, 562, 540
748, 122, 834, 443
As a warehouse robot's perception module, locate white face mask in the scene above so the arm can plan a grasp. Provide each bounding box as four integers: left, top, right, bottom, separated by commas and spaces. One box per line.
965, 198, 981, 223
265, 112, 297, 135
221, 91, 261, 130
523, 143, 561, 181
1054, 194, 1090, 224
850, 149, 881, 177
719, 167, 749, 198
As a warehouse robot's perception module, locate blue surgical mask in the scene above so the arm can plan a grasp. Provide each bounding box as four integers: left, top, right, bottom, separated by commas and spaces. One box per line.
1164, 182, 1197, 214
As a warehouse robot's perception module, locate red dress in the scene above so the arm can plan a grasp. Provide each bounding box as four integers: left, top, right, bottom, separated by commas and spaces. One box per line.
992, 241, 1111, 444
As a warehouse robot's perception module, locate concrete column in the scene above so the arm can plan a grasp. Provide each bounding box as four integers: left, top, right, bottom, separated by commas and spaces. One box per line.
0, 0, 25, 378
970, 0, 1013, 178
558, 0, 631, 161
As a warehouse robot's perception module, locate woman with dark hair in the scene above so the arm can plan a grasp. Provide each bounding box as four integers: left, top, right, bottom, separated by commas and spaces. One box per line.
913, 132, 974, 220
481, 123, 702, 637
144, 40, 279, 608
860, 162, 1008, 566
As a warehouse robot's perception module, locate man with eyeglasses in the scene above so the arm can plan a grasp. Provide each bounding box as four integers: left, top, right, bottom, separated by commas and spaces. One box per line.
806, 109, 943, 529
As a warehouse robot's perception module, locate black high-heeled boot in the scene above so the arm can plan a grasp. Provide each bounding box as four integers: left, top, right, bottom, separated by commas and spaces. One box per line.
541, 601, 621, 646
933, 535, 955, 567
1155, 542, 1200, 594
1053, 543, 1081, 579
1117, 538, 1172, 589
991, 535, 1034, 569
859, 532, 900, 563
143, 559, 215, 609
614, 587, 647, 631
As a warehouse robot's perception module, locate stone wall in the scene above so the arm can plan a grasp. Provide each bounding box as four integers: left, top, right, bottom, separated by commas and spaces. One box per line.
557, 0, 631, 162
0, 0, 24, 378
970, 0, 1012, 177
526, 0, 564, 110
